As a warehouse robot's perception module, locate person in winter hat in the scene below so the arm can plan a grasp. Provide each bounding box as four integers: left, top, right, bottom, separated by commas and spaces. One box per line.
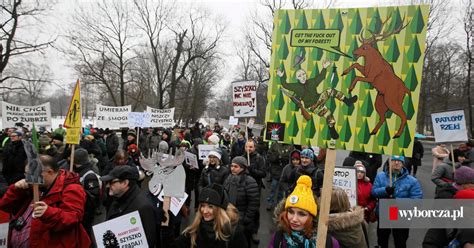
268, 175, 339, 248
372, 155, 423, 248
353, 161, 375, 222
223, 156, 259, 247
208, 134, 230, 166
432, 149, 465, 198
198, 149, 229, 190
280, 150, 301, 197
172, 184, 247, 248
292, 148, 323, 196
454, 166, 474, 199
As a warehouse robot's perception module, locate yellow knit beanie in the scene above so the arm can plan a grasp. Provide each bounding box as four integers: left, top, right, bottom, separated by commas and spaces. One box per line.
285, 175, 317, 216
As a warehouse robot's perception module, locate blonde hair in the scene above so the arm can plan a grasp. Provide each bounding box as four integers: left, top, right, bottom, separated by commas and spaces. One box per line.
183, 203, 239, 247
330, 187, 351, 213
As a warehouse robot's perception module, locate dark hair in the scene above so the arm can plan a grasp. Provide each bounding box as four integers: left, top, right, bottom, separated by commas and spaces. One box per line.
40, 155, 60, 171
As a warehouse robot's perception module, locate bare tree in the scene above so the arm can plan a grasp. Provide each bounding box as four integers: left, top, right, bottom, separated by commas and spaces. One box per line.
0, 0, 55, 84
167, 8, 225, 108
134, 0, 173, 108
461, 0, 473, 137
66, 0, 137, 106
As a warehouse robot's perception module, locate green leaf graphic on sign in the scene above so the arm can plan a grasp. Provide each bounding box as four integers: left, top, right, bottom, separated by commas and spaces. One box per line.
296, 10, 308, 29
407, 37, 422, 63
273, 88, 285, 110
293, 47, 306, 69
368, 9, 382, 34
343, 69, 355, 90
358, 119, 371, 144
279, 11, 291, 34
312, 10, 326, 29
321, 122, 331, 140
398, 124, 411, 148
341, 95, 355, 115
377, 122, 391, 146
278, 37, 289, 60
404, 65, 418, 91
311, 47, 323, 61
288, 113, 299, 136
275, 112, 281, 123
403, 96, 415, 120
385, 36, 400, 62
410, 6, 425, 34
348, 38, 359, 62
308, 63, 320, 79
360, 93, 374, 117
339, 117, 352, 142
326, 97, 336, 114
349, 10, 363, 34
332, 10, 344, 31
304, 117, 316, 138
385, 8, 402, 34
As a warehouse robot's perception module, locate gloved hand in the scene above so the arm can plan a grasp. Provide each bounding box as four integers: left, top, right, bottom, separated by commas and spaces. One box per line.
385, 186, 395, 196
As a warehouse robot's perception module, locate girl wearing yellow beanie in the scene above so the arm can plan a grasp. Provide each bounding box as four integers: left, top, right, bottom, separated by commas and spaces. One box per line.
268, 175, 340, 248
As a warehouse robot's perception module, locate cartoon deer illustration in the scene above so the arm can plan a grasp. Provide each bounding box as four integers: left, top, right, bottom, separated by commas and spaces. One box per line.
342, 14, 410, 138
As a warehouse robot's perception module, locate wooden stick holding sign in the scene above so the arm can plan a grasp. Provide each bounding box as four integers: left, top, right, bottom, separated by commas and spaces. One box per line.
316, 141, 337, 247
246, 118, 250, 165
450, 144, 456, 174
69, 144, 76, 172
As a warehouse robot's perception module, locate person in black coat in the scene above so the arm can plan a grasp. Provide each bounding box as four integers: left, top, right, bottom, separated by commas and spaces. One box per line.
173, 184, 247, 248
105, 129, 119, 159
223, 156, 260, 247
101, 166, 157, 248
292, 148, 323, 197
230, 131, 246, 159
198, 150, 230, 191
1, 131, 27, 185
407, 137, 424, 176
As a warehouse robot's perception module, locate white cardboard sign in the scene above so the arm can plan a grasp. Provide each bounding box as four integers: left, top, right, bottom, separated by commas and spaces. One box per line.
198, 144, 215, 160
185, 151, 199, 169
1, 101, 52, 128
229, 116, 239, 126
431, 110, 468, 143
333, 166, 358, 208
146, 107, 175, 128
92, 211, 148, 248
232, 81, 257, 117
128, 112, 151, 128
95, 104, 131, 129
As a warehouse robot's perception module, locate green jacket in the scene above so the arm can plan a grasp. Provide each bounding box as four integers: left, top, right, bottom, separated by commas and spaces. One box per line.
281, 68, 327, 107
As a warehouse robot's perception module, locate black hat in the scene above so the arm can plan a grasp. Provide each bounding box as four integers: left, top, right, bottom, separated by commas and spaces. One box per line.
198, 183, 229, 209
52, 134, 64, 142
100, 166, 139, 182
74, 148, 90, 165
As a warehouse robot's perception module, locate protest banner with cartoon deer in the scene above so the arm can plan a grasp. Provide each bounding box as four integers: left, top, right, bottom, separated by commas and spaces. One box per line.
342, 14, 410, 138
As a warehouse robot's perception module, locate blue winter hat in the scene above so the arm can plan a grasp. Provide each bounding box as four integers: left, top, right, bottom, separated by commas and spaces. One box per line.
301, 149, 314, 160
391, 155, 405, 164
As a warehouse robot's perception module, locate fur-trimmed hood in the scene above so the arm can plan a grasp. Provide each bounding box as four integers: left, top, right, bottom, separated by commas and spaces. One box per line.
328, 206, 365, 231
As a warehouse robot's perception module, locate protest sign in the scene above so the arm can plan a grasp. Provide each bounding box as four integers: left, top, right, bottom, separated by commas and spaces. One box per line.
247, 118, 255, 128
128, 112, 151, 128
265, 5, 429, 157
232, 81, 257, 117
146, 107, 175, 128
157, 191, 189, 217
229, 116, 239, 126
66, 128, 81, 145
185, 151, 199, 169
1, 101, 51, 128
63, 80, 82, 129
265, 122, 286, 141
198, 144, 215, 160
95, 104, 131, 129
431, 110, 468, 143
333, 167, 357, 207
0, 223, 7, 247
93, 211, 148, 248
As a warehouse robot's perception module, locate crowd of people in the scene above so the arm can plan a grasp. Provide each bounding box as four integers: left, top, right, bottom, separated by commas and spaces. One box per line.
0, 122, 472, 248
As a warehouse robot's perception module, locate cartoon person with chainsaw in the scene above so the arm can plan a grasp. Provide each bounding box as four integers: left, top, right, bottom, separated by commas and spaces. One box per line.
276, 59, 358, 140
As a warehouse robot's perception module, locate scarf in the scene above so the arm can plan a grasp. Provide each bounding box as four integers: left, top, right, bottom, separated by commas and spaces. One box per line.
283, 231, 316, 248
200, 220, 216, 240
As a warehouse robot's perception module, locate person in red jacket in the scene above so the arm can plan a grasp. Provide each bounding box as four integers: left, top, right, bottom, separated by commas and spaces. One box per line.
453, 165, 474, 199
354, 161, 376, 222
0, 155, 91, 248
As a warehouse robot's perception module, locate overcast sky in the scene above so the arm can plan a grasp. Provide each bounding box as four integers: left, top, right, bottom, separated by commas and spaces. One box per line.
31, 0, 465, 96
